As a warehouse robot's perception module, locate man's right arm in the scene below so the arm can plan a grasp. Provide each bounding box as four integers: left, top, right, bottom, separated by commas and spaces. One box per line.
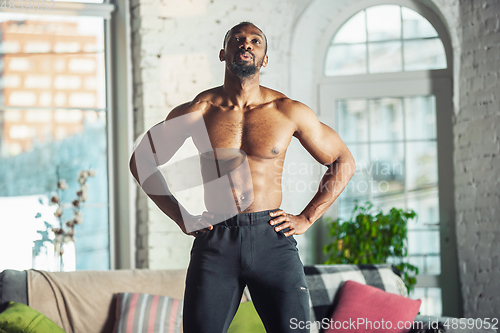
129, 102, 204, 235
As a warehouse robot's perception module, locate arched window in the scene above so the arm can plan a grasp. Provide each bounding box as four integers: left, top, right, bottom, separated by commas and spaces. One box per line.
317, 3, 457, 316
324, 5, 447, 76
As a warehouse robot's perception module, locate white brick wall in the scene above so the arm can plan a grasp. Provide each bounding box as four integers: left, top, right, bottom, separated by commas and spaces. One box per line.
454, 0, 500, 319
130, 0, 500, 316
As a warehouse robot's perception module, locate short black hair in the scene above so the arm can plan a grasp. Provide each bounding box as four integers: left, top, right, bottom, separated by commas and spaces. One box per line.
223, 21, 268, 55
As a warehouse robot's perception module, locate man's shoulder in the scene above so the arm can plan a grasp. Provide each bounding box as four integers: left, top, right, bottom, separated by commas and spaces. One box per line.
267, 90, 319, 135
193, 86, 224, 104
260, 86, 287, 101
166, 87, 223, 120
260, 86, 308, 111
268, 92, 314, 119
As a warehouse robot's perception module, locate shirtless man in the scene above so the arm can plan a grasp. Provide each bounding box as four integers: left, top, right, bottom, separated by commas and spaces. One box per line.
130, 22, 356, 333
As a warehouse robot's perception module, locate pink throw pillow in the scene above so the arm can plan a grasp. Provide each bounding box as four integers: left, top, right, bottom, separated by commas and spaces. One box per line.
324, 280, 421, 333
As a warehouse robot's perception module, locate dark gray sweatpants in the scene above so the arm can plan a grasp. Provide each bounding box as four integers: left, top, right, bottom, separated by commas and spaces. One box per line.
182, 209, 311, 333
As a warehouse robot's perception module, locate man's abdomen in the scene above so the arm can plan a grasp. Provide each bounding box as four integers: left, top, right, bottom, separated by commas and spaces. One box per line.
203, 168, 283, 214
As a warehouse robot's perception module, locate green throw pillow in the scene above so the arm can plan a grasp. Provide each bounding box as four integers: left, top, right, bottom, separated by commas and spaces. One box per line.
0, 301, 65, 333
227, 301, 266, 333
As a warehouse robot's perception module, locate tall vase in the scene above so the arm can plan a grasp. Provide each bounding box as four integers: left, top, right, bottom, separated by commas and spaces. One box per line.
53, 240, 76, 272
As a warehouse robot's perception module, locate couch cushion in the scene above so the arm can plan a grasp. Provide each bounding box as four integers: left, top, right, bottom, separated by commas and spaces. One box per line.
0, 301, 65, 333
114, 293, 183, 333
0, 270, 27, 305
27, 268, 187, 333
325, 280, 421, 333
304, 264, 407, 332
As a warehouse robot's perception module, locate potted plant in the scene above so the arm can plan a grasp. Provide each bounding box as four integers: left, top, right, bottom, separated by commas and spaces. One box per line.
323, 201, 419, 293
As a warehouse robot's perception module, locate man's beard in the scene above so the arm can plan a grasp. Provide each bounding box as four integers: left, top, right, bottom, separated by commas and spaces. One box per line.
229, 62, 258, 78
229, 50, 262, 78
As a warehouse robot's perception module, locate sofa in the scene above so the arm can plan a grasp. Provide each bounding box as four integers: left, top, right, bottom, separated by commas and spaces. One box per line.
0, 264, 496, 333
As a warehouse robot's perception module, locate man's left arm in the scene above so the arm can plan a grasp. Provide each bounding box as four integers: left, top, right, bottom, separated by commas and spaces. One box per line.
271, 101, 356, 236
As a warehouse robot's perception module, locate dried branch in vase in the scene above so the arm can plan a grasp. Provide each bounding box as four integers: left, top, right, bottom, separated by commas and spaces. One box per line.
35, 168, 96, 259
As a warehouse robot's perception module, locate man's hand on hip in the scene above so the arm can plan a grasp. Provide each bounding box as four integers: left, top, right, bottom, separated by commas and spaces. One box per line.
269, 210, 311, 237
185, 211, 214, 237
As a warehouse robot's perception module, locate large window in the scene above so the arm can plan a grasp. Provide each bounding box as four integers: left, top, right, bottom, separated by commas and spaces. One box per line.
335, 95, 442, 315
319, 4, 455, 316
325, 5, 446, 76
0, 10, 113, 271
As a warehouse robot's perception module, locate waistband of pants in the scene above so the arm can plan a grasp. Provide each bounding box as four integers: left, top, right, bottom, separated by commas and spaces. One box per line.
210, 208, 280, 227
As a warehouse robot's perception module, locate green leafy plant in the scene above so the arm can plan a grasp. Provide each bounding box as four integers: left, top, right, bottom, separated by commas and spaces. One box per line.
323, 201, 419, 293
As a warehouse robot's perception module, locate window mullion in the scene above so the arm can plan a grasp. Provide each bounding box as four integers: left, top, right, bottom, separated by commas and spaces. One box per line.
0, 2, 116, 19
400, 6, 406, 72
364, 9, 370, 74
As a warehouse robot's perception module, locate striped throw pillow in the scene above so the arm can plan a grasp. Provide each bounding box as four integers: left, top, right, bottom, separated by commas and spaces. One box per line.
114, 293, 183, 333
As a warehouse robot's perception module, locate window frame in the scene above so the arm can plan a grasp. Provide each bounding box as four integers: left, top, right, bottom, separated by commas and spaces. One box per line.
315, 0, 453, 88
0, 0, 137, 270
314, 0, 460, 317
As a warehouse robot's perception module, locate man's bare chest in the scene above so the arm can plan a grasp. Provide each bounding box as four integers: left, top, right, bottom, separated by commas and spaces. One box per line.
193, 107, 296, 159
